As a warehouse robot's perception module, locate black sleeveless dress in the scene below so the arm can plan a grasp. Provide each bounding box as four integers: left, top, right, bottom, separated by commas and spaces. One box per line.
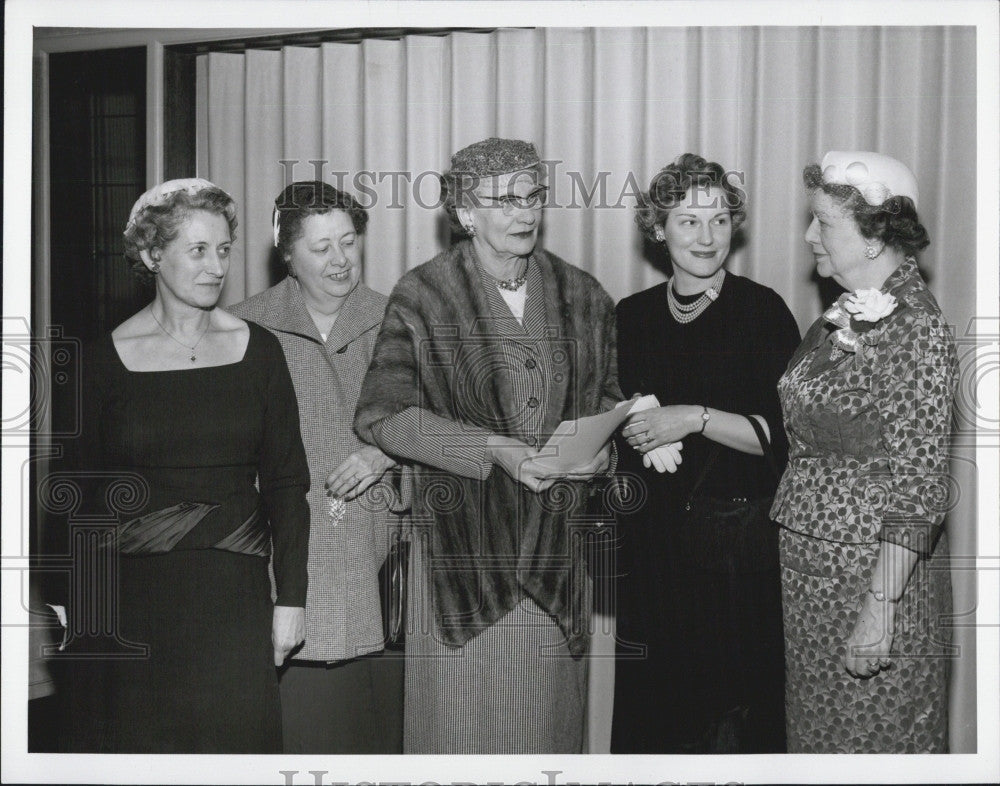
58, 321, 309, 752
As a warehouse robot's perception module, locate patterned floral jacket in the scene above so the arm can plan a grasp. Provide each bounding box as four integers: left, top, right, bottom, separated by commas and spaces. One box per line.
770, 258, 958, 555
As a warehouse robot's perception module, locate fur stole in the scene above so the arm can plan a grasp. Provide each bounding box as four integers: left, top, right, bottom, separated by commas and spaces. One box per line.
354, 240, 619, 656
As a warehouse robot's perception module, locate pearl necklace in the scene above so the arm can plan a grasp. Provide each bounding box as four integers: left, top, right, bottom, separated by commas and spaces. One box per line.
666, 268, 726, 324
496, 274, 527, 292
494, 260, 528, 291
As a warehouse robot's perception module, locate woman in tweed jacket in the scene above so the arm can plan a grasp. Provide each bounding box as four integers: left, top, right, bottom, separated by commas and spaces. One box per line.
230, 181, 401, 753
354, 138, 621, 753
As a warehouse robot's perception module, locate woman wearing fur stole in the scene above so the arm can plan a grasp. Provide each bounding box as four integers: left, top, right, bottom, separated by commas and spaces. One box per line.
354, 137, 620, 753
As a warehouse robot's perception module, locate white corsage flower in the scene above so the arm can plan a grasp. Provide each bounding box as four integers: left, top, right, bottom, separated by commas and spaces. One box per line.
842, 289, 898, 323
822, 288, 899, 354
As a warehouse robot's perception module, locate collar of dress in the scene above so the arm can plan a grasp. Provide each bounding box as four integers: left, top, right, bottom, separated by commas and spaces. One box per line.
250, 276, 384, 352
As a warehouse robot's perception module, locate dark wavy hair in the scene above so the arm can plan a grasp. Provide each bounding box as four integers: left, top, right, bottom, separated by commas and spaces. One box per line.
635, 153, 747, 242
123, 186, 238, 282
802, 164, 929, 257
273, 180, 369, 262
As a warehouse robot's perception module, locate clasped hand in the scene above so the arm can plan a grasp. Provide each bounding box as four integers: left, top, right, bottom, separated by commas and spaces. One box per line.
325, 444, 396, 501
487, 436, 611, 493
843, 592, 895, 679
622, 405, 698, 449
272, 605, 305, 666
622, 406, 691, 472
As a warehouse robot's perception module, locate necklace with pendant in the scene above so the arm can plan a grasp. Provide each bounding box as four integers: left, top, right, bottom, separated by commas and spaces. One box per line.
149, 306, 210, 362
666, 268, 726, 324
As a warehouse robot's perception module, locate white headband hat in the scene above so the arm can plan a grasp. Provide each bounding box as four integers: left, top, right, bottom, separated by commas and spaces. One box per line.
125, 178, 230, 230
819, 151, 919, 208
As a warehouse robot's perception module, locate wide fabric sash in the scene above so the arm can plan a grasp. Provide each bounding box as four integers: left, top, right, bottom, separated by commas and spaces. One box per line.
117, 502, 269, 557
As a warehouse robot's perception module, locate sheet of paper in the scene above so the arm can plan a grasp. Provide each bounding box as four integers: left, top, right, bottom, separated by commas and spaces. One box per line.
535, 394, 660, 471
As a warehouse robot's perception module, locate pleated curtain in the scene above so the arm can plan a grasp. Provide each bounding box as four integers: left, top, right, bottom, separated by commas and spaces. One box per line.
195, 26, 978, 752
196, 27, 975, 324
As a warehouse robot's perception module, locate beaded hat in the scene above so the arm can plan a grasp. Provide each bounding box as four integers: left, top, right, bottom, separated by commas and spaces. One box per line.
819, 151, 919, 208
449, 137, 541, 181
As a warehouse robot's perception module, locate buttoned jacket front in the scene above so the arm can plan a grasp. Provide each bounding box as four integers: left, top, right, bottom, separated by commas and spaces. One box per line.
230, 276, 392, 661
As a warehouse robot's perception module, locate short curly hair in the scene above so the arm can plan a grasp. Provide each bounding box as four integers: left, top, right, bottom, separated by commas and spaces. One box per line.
123, 186, 238, 282
803, 164, 929, 257
273, 181, 369, 261
635, 153, 747, 242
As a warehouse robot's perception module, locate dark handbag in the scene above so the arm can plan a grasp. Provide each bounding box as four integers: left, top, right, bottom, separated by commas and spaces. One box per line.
674, 416, 782, 574
378, 466, 412, 651
378, 530, 409, 651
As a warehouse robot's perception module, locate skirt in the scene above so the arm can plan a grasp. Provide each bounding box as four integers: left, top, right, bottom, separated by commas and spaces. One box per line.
780, 527, 952, 753
66, 549, 280, 753
402, 536, 589, 754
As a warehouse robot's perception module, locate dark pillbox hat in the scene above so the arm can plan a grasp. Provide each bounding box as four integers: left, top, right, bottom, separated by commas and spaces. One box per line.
449, 137, 541, 178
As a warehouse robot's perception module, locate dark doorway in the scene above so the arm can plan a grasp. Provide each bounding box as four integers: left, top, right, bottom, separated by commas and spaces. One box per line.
47, 46, 149, 347
32, 46, 148, 753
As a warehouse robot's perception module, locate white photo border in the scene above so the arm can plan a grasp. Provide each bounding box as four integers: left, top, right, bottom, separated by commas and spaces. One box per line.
4, 1, 998, 783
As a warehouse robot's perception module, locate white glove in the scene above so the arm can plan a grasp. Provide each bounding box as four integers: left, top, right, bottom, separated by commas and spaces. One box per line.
642, 441, 683, 473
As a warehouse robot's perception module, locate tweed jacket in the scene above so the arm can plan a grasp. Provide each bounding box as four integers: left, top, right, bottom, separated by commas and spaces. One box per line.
230, 277, 393, 661
354, 241, 621, 657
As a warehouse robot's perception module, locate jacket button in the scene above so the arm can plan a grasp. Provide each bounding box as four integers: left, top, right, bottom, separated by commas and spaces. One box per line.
527, 396, 539, 408
528, 436, 538, 447
524, 358, 536, 369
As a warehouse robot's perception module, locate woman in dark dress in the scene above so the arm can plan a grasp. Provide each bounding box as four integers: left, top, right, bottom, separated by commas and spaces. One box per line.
611, 154, 801, 753
56, 179, 309, 752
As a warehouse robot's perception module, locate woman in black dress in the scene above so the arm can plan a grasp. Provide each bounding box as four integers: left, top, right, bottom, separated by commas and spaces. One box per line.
611, 154, 800, 753
56, 179, 309, 752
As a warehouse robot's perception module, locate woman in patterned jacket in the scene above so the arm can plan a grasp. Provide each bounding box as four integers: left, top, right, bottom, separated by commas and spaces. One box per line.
773, 151, 958, 752
230, 181, 402, 753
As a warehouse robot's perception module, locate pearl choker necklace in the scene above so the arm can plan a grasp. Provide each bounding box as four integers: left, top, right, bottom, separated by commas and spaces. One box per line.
666, 268, 726, 324
492, 260, 528, 291
496, 273, 527, 291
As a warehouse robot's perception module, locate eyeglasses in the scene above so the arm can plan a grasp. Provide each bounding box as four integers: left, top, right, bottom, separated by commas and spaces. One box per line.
474, 186, 549, 214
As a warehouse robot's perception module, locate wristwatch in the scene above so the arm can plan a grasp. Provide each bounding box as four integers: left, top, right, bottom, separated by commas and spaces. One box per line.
698, 406, 711, 434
